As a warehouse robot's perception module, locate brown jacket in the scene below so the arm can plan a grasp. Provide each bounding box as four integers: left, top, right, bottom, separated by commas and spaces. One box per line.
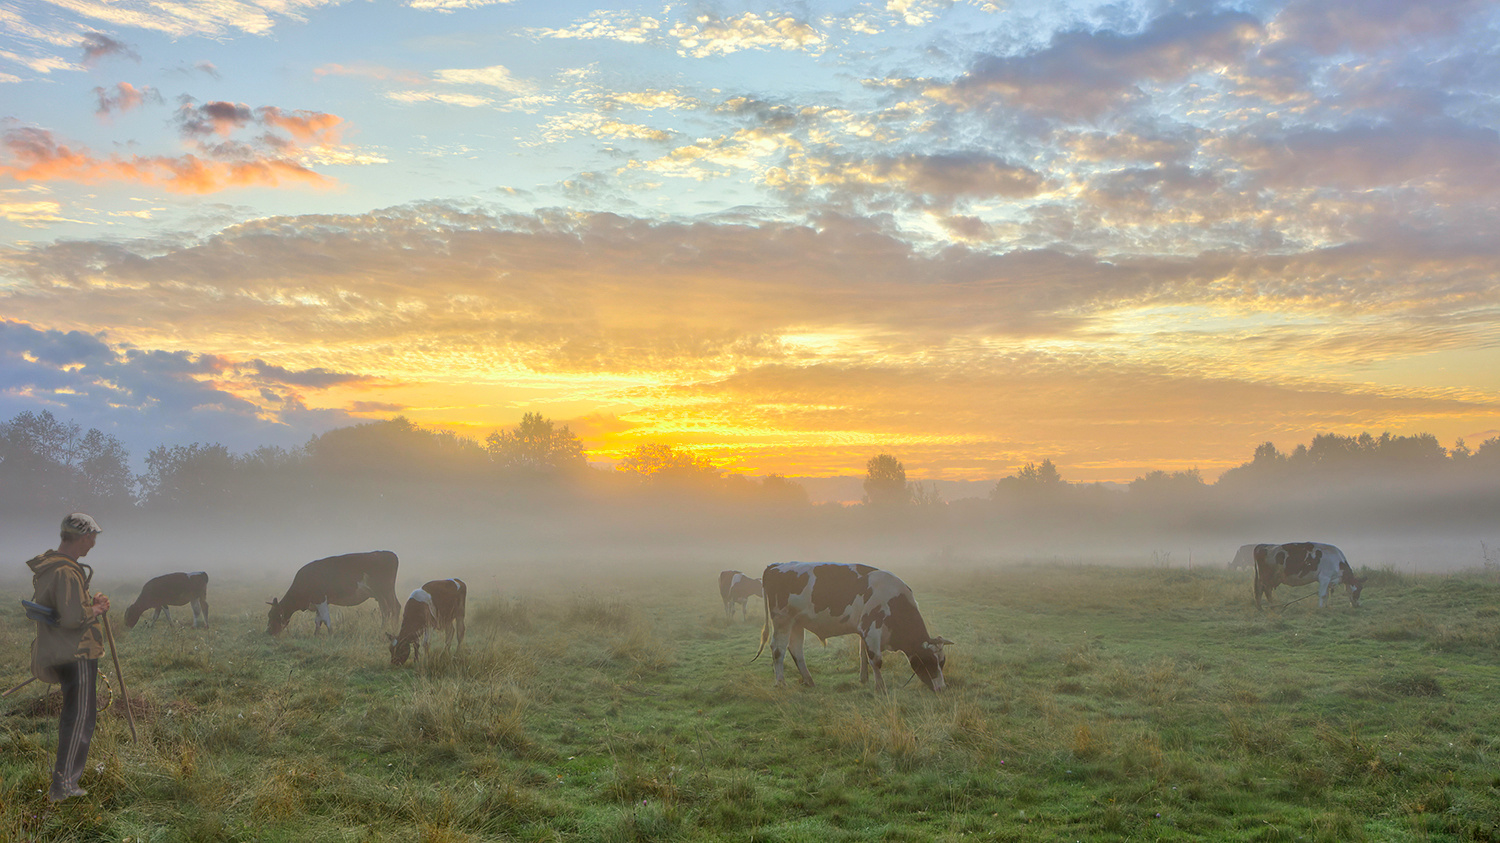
27, 550, 104, 684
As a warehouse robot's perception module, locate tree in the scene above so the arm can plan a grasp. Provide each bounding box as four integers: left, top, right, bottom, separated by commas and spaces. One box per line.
618, 443, 722, 485
862, 454, 910, 508
139, 442, 236, 511
0, 410, 134, 514
990, 459, 1065, 499
485, 413, 587, 473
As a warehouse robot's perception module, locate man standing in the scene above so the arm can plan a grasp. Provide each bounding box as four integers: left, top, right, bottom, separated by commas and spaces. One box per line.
27, 512, 111, 802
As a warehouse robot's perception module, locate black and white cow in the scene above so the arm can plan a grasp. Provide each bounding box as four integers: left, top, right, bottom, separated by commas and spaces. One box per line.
267, 551, 401, 635
753, 562, 952, 693
124, 571, 210, 628
718, 570, 764, 621
1253, 542, 1365, 609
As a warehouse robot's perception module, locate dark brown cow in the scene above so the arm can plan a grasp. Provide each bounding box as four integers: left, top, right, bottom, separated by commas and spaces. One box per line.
718, 570, 764, 621
124, 571, 210, 628
387, 578, 467, 665
1253, 542, 1365, 609
267, 551, 401, 635
753, 561, 952, 693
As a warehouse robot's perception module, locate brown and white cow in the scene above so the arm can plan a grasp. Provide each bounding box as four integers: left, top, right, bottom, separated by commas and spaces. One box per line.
267, 551, 401, 635
387, 578, 467, 665
718, 570, 764, 621
753, 562, 952, 693
1253, 542, 1365, 609
125, 571, 210, 629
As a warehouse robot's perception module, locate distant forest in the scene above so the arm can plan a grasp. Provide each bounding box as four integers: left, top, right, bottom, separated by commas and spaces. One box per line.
4, 410, 1499, 562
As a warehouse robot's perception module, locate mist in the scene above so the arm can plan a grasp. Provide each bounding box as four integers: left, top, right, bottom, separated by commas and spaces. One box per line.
5, 414, 1499, 605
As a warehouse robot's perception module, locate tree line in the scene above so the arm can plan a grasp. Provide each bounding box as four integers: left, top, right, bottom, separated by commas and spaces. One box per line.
5, 409, 1498, 541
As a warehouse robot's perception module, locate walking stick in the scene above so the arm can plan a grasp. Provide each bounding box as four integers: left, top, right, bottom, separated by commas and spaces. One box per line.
2, 676, 36, 697
101, 612, 137, 743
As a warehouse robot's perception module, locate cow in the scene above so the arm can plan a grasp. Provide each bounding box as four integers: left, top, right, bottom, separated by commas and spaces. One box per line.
266, 551, 401, 636
124, 572, 210, 629
387, 578, 468, 666
718, 570, 764, 621
1229, 544, 1267, 571
1253, 542, 1366, 609
752, 562, 952, 693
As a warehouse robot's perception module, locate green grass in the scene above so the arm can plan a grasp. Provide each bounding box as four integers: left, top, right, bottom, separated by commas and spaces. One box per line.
5, 562, 1500, 842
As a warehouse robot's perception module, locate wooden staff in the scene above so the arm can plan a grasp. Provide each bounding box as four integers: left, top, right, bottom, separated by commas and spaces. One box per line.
2, 676, 36, 697
101, 612, 137, 742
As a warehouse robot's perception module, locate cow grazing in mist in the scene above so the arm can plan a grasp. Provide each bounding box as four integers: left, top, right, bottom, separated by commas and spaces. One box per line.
719, 570, 764, 621
124, 571, 210, 629
388, 578, 468, 666
267, 551, 401, 636
753, 562, 952, 693
1253, 542, 1365, 609
1229, 544, 1267, 571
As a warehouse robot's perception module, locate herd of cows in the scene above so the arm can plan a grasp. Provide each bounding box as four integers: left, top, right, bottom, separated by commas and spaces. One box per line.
115, 542, 1365, 690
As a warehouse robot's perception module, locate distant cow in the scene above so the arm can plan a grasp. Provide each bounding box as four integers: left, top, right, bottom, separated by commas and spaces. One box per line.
124, 572, 210, 629
1229, 544, 1267, 571
1253, 542, 1365, 609
719, 570, 764, 621
753, 562, 952, 693
388, 578, 468, 666
267, 551, 401, 636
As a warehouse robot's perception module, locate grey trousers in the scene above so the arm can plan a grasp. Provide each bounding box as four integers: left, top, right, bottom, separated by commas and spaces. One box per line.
53, 658, 98, 792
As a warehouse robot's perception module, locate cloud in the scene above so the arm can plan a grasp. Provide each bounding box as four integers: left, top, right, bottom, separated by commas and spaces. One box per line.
93, 82, 161, 117
0, 126, 332, 193
1227, 120, 1500, 195
176, 100, 256, 138
1272, 0, 1490, 54
244, 359, 373, 389
79, 32, 138, 67
769, 151, 1049, 210
537, 10, 827, 57
434, 65, 535, 94
929, 11, 1263, 119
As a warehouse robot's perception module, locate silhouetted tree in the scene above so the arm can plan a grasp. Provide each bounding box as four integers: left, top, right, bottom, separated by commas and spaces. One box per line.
485, 413, 587, 473
618, 443, 722, 485
862, 454, 910, 508
1, 410, 134, 516
139, 442, 235, 511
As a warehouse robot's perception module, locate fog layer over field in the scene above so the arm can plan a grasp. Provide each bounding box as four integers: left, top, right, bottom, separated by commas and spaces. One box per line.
5, 414, 1499, 597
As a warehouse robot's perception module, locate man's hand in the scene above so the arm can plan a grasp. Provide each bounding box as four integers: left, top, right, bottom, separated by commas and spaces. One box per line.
90, 593, 110, 618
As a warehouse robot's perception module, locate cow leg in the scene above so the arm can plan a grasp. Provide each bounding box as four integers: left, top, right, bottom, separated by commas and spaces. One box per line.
456, 615, 465, 652
315, 600, 332, 634
770, 618, 792, 686
150, 607, 163, 627
788, 624, 814, 687
163, 606, 174, 626
1318, 574, 1332, 608
859, 640, 871, 685
198, 597, 210, 628
190, 600, 205, 629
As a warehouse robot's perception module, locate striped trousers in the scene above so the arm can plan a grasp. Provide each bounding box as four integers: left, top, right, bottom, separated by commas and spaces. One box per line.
52, 659, 98, 794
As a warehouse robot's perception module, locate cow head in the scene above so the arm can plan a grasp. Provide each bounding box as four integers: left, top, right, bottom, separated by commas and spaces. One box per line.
266, 598, 288, 636
124, 603, 145, 629
387, 632, 415, 666
1340, 562, 1366, 607
907, 636, 953, 692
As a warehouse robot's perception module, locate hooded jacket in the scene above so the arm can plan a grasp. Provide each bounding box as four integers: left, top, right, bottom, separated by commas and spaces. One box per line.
27, 550, 104, 684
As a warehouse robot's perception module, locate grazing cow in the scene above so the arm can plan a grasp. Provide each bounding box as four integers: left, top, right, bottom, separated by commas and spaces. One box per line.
388, 578, 468, 666
718, 570, 764, 621
1229, 544, 1267, 571
1253, 542, 1365, 609
124, 572, 210, 629
753, 562, 952, 693
267, 551, 401, 636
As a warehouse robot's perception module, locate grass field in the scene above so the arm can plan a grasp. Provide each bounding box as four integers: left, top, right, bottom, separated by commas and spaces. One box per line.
4, 560, 1500, 842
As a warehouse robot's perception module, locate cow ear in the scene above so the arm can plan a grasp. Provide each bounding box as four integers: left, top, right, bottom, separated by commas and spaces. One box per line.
266, 599, 277, 606
933, 636, 955, 646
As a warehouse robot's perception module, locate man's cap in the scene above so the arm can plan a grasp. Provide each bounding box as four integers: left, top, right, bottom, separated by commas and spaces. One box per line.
61, 513, 102, 536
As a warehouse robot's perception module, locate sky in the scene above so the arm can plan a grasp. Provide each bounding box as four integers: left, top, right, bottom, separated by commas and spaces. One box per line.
2, 0, 1499, 484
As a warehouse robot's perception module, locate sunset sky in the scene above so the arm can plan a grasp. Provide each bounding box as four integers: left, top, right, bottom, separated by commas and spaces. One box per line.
3, 0, 1499, 483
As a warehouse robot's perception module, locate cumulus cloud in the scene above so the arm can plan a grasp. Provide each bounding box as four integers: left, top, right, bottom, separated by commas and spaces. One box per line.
1271, 0, 1491, 54
769, 151, 1049, 210
79, 32, 138, 67
0, 126, 332, 193
929, 11, 1263, 119
1227, 120, 1500, 195
93, 82, 161, 117
537, 10, 826, 57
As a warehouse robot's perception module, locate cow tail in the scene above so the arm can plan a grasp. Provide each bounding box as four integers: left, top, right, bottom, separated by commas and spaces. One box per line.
751, 593, 771, 664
